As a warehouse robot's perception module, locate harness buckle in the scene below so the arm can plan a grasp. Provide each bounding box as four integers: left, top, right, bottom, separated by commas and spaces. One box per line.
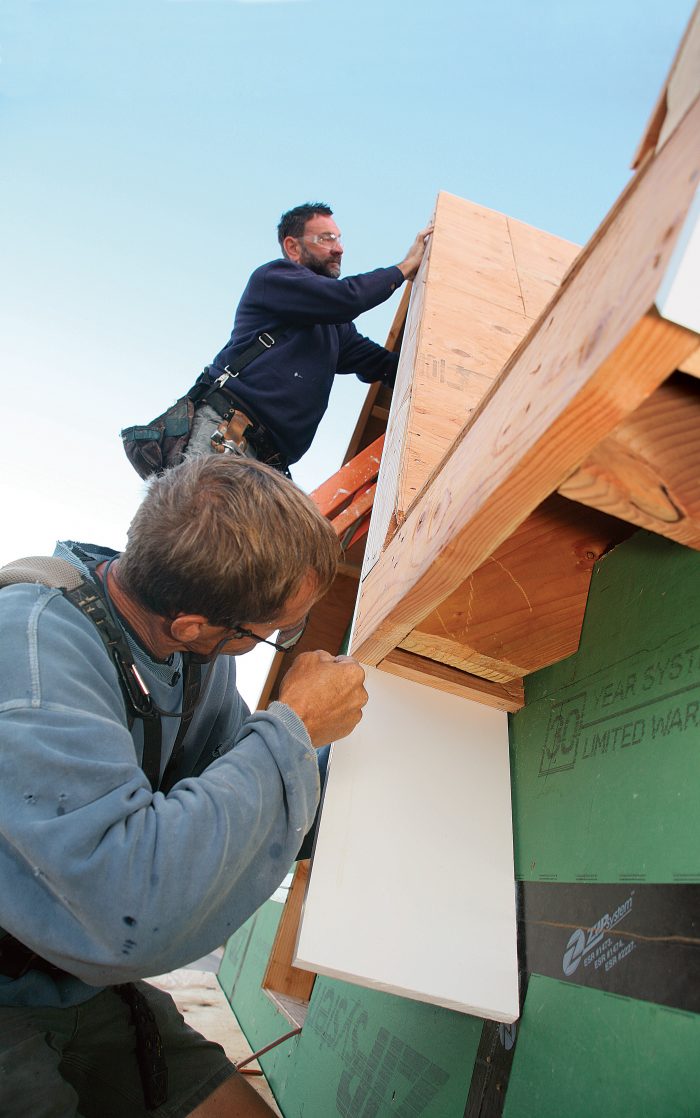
259, 332, 275, 348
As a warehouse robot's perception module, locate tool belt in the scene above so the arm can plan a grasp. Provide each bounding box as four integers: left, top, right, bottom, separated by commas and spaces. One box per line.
120, 331, 286, 479
191, 369, 290, 474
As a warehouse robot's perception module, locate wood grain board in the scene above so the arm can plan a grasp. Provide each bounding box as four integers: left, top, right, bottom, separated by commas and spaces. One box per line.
363, 193, 579, 573
351, 89, 700, 669
262, 861, 315, 1010
559, 373, 700, 549
401, 495, 632, 681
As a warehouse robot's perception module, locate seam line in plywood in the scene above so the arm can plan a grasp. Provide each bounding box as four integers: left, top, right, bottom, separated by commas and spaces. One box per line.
505, 216, 527, 316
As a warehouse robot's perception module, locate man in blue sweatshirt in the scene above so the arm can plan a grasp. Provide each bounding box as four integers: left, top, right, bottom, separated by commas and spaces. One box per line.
187, 202, 432, 470
0, 455, 367, 1117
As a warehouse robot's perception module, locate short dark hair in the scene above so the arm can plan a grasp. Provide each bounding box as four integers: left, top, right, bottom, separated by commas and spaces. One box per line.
277, 203, 333, 250
119, 456, 339, 626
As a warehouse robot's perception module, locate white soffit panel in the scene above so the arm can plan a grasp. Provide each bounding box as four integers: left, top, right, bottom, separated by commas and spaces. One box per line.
656, 185, 700, 333
295, 666, 519, 1023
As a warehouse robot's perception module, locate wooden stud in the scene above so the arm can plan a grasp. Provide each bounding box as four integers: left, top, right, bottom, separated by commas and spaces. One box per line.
262, 862, 315, 1005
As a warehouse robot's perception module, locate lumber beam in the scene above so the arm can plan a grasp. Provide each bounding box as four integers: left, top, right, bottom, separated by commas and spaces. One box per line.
402, 496, 632, 680
559, 372, 700, 549
378, 649, 524, 712
351, 93, 700, 666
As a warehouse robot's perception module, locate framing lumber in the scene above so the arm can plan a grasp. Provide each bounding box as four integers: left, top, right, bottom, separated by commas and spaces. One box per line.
401, 495, 632, 680
379, 649, 524, 712
559, 373, 700, 549
262, 862, 315, 1008
351, 91, 700, 666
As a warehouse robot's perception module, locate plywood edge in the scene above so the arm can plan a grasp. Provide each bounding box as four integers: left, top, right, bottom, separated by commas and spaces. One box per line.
379, 649, 524, 711
342, 281, 410, 465
362, 240, 432, 574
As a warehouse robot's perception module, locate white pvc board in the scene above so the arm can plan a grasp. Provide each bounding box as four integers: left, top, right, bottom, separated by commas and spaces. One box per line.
295, 666, 519, 1023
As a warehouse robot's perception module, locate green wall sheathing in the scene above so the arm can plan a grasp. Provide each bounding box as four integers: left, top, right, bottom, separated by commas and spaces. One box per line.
510, 532, 700, 883
276, 976, 481, 1117
503, 975, 700, 1118
218, 902, 307, 1099
220, 904, 481, 1116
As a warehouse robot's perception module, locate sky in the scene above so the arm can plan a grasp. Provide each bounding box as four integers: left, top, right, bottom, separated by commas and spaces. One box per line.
0, 0, 695, 703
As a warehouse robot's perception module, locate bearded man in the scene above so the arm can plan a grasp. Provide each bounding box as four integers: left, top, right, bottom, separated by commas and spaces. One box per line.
187, 202, 431, 471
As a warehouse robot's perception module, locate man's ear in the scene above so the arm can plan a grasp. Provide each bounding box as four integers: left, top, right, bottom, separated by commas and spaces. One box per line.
283, 235, 301, 262
170, 615, 210, 643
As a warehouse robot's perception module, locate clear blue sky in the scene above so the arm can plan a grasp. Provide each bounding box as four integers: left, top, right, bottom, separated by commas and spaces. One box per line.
1, 0, 695, 698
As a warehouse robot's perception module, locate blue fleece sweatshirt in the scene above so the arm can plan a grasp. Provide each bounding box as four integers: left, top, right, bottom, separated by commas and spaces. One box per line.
209, 258, 404, 463
0, 544, 320, 1008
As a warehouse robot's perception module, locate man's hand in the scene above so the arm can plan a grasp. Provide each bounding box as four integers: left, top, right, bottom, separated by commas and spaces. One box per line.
397, 223, 434, 281
278, 650, 368, 747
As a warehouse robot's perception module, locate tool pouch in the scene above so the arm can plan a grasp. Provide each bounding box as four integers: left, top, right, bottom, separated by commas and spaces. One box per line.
120, 396, 195, 481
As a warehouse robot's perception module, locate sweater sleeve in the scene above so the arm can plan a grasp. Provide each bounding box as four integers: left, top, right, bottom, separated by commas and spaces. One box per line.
336, 323, 399, 385
258, 259, 404, 325
0, 586, 320, 989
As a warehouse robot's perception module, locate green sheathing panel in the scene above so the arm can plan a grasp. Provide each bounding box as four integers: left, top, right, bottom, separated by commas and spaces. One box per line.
510, 532, 700, 883
220, 902, 481, 1117
503, 975, 700, 1118
219, 901, 305, 1100
279, 977, 481, 1117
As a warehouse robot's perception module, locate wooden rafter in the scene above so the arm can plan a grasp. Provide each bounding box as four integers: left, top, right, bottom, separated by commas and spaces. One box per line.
559, 373, 700, 549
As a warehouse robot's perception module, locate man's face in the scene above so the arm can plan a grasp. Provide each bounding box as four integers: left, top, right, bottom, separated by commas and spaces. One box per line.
292, 214, 344, 279
183, 571, 321, 659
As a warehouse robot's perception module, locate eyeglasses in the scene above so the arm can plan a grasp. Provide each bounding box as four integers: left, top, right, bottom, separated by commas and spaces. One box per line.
230, 615, 309, 654
302, 232, 343, 246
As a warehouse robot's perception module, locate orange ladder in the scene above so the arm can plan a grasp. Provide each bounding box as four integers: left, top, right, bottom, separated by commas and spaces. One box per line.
309, 434, 384, 550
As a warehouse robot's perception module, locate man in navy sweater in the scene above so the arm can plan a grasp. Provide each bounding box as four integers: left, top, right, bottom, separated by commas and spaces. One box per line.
188, 202, 432, 471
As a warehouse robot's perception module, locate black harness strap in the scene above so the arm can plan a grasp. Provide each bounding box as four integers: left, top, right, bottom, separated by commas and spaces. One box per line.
186, 331, 277, 406
158, 658, 202, 795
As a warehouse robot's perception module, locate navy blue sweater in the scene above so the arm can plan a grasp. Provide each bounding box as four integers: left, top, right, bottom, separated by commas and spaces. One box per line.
209, 258, 404, 463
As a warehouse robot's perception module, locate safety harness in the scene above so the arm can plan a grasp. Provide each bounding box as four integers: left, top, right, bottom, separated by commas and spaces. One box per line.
0, 546, 202, 796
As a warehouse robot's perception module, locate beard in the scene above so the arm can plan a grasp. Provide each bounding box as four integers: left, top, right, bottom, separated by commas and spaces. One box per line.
299, 246, 342, 279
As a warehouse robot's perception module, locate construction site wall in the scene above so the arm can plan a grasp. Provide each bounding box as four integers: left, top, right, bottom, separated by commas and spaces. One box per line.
219, 529, 700, 1117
